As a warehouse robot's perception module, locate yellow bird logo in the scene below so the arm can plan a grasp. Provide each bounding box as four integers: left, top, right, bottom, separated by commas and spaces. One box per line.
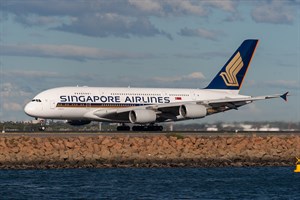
220, 52, 244, 87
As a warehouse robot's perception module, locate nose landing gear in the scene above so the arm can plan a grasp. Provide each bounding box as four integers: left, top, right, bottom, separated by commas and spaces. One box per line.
38, 118, 46, 131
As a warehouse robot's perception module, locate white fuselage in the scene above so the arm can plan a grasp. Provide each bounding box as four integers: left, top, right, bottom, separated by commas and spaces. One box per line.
24, 86, 246, 123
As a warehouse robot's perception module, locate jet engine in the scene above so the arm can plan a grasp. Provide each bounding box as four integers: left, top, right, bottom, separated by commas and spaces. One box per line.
129, 110, 157, 124
67, 120, 91, 126
179, 104, 207, 119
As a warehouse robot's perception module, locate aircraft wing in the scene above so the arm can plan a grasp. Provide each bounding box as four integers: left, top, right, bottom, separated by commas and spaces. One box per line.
92, 92, 288, 122
153, 92, 289, 118
200, 92, 289, 109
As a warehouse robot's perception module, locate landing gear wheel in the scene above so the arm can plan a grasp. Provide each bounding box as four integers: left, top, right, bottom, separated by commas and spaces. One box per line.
132, 126, 145, 131
147, 125, 163, 131
117, 126, 130, 131
39, 126, 46, 131
132, 125, 163, 131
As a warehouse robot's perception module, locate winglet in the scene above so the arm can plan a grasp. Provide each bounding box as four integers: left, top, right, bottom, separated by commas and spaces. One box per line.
280, 92, 289, 102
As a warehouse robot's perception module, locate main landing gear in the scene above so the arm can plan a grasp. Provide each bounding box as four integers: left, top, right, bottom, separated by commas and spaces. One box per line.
116, 124, 163, 131
116, 124, 130, 131
132, 125, 163, 131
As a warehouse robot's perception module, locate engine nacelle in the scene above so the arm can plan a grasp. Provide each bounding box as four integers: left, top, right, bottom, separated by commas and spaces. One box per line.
129, 110, 157, 124
179, 104, 207, 119
67, 120, 91, 126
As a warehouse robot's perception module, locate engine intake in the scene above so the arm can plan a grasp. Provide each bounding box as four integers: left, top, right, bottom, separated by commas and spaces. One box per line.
179, 104, 207, 119
129, 110, 157, 124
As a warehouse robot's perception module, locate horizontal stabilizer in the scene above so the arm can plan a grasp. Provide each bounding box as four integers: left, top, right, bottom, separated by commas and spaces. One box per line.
280, 92, 289, 102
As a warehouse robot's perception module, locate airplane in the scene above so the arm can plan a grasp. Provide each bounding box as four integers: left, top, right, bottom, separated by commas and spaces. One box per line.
24, 39, 289, 131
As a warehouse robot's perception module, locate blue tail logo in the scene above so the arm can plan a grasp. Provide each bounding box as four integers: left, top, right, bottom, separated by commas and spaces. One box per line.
220, 52, 243, 87
206, 39, 259, 91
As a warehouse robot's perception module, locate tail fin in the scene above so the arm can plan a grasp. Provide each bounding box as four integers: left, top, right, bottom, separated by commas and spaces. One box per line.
205, 39, 259, 93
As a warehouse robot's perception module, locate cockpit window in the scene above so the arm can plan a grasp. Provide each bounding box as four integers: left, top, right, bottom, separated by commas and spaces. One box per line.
32, 99, 42, 102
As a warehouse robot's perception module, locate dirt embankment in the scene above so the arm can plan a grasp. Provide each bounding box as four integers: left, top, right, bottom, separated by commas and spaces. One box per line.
0, 134, 299, 169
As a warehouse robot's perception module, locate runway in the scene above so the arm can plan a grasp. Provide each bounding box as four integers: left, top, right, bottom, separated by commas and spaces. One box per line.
1, 131, 298, 137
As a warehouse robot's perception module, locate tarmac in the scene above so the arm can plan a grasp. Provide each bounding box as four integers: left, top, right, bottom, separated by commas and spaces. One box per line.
1, 131, 298, 137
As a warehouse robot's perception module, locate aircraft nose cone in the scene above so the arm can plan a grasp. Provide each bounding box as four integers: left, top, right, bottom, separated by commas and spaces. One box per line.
24, 102, 36, 117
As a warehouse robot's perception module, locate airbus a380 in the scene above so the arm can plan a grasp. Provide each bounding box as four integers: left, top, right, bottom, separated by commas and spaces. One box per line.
24, 39, 288, 131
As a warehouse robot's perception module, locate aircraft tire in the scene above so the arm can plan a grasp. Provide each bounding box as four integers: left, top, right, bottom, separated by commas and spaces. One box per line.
147, 125, 163, 131
117, 126, 130, 131
132, 125, 163, 131
132, 126, 144, 131
39, 126, 46, 131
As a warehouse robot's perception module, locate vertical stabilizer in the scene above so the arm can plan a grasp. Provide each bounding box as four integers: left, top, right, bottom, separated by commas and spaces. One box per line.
205, 39, 259, 93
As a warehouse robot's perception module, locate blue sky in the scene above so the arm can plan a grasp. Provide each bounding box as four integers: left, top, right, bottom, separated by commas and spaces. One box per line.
0, 0, 299, 122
